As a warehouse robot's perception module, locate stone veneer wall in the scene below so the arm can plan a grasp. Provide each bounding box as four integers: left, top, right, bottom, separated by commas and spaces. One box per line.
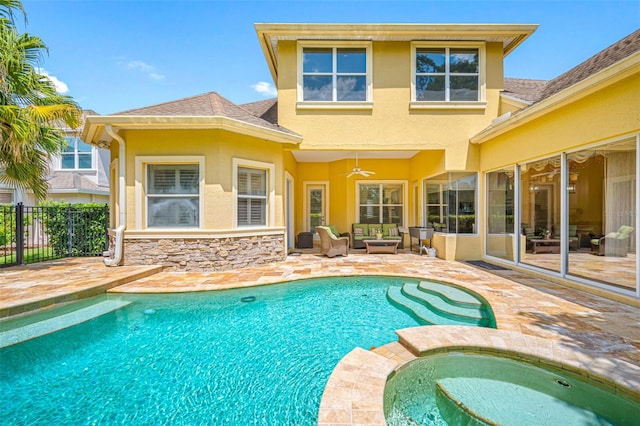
123, 234, 286, 271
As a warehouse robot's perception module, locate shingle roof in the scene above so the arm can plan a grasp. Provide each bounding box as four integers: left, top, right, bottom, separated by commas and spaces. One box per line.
502, 29, 640, 108
240, 98, 278, 125
540, 28, 640, 100
503, 78, 549, 103
47, 172, 108, 192
114, 92, 296, 136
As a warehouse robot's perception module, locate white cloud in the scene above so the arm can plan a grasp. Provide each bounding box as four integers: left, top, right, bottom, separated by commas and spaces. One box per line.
37, 68, 69, 93
251, 81, 277, 97
123, 60, 166, 81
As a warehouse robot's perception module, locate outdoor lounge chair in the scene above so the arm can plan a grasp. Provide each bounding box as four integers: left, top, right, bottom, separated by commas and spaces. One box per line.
316, 226, 349, 258
590, 225, 634, 257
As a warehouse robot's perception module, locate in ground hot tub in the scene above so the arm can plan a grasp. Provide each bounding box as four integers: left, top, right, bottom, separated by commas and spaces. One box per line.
384, 352, 640, 425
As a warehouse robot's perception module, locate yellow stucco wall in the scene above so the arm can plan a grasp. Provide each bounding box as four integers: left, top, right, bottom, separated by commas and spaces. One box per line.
119, 129, 286, 231
480, 75, 640, 171
277, 40, 504, 171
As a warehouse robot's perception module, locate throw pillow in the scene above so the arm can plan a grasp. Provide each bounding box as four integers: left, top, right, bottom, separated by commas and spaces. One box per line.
354, 228, 363, 237
370, 227, 380, 236
617, 225, 634, 240
388, 227, 399, 237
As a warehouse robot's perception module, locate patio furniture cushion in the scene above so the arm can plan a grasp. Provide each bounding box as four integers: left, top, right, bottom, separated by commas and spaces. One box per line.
617, 225, 634, 240
328, 224, 341, 238
382, 223, 397, 236
353, 223, 369, 237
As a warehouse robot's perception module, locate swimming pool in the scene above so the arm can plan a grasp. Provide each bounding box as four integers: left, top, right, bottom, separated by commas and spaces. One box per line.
384, 352, 640, 425
0, 275, 494, 425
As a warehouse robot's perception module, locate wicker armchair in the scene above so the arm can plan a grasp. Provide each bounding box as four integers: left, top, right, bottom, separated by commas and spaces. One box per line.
316, 226, 349, 258
591, 225, 634, 257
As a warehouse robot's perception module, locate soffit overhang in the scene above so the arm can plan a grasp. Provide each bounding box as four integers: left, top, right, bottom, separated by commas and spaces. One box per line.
255, 23, 538, 85
82, 115, 303, 148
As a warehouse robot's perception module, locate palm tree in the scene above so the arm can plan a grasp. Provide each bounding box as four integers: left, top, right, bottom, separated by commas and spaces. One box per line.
0, 0, 81, 201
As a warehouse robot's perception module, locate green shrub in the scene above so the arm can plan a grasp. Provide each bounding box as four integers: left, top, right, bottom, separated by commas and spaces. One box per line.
0, 204, 17, 247
37, 201, 108, 256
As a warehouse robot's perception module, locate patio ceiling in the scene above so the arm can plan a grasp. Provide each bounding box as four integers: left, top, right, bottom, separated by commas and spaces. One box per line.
291, 150, 419, 162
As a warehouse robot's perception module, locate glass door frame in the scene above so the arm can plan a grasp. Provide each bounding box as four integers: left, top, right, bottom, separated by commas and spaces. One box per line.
303, 181, 329, 238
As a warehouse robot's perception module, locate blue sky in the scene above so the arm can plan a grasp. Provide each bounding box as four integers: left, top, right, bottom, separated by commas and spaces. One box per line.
18, 0, 640, 114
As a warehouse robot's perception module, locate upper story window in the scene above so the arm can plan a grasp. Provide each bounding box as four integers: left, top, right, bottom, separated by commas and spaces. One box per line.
298, 42, 372, 106
412, 43, 485, 107
60, 136, 93, 169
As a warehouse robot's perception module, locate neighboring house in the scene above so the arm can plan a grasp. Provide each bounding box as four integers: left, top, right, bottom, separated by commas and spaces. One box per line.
82, 24, 640, 302
0, 110, 110, 205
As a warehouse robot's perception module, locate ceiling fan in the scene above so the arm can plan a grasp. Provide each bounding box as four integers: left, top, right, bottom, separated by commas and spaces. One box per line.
347, 153, 376, 178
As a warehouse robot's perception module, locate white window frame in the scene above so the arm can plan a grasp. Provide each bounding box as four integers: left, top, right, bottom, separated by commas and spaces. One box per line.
297, 41, 373, 109
232, 158, 275, 228
410, 42, 486, 109
355, 180, 408, 226
424, 180, 448, 227
135, 156, 205, 230
58, 136, 94, 170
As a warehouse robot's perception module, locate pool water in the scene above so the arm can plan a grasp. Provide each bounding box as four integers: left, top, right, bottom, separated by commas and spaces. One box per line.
0, 275, 472, 425
384, 352, 640, 426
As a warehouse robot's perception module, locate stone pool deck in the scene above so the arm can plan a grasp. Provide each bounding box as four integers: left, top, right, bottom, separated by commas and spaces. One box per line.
1, 253, 639, 425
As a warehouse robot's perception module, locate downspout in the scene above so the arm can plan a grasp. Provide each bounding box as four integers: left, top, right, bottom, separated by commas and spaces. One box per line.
104, 125, 126, 267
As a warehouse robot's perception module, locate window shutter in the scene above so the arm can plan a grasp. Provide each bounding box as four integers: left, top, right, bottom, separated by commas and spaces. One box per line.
179, 167, 199, 193
250, 170, 266, 196
250, 199, 265, 225
237, 198, 248, 225
150, 168, 176, 194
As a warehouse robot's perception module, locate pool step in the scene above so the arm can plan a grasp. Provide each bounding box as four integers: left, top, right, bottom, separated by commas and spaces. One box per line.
387, 286, 482, 326
435, 377, 617, 426
417, 281, 483, 309
401, 283, 492, 324
0, 299, 131, 348
386, 283, 494, 327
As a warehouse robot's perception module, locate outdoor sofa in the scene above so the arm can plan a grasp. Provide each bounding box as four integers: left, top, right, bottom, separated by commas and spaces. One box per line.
351, 223, 404, 249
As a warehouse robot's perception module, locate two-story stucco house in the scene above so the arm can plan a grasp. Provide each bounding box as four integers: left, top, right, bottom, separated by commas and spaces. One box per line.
82, 24, 640, 302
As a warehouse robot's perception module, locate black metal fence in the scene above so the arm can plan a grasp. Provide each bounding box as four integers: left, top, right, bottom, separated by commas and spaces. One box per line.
0, 203, 109, 268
